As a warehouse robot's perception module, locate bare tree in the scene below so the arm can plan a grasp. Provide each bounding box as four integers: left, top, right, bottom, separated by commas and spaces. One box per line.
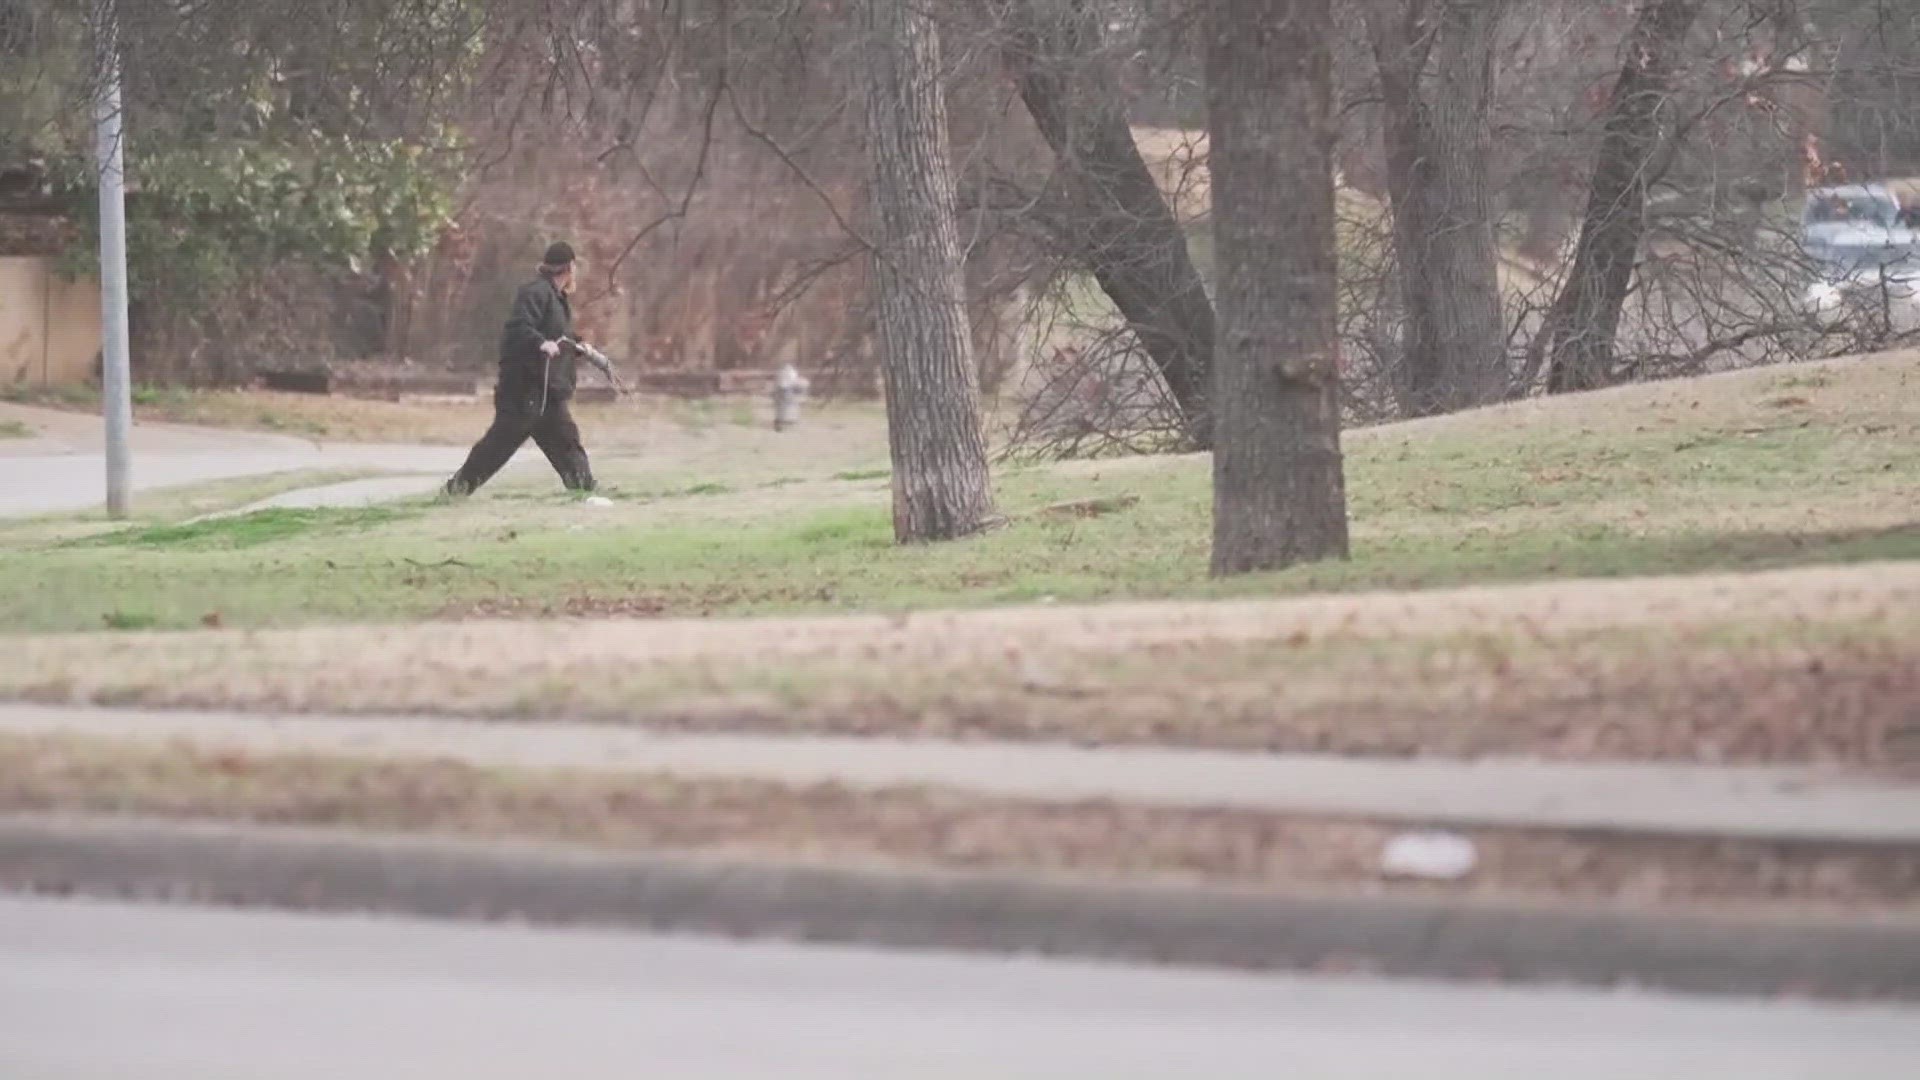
1530, 0, 1704, 394
999, 0, 1217, 448
22, 0, 1915, 413
1365, 0, 1510, 414
858, 0, 1000, 542
1207, 0, 1350, 575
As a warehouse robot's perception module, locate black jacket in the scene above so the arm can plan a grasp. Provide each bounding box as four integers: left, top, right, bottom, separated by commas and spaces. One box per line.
496, 274, 575, 414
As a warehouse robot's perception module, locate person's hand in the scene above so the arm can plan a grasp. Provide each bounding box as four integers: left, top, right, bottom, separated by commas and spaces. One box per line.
539, 340, 562, 359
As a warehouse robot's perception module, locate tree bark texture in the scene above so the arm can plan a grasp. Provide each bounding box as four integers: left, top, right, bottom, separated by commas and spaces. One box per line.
1533, 0, 1701, 395
859, 0, 999, 542
1367, 0, 1509, 415
1003, 0, 1218, 449
1207, 0, 1351, 576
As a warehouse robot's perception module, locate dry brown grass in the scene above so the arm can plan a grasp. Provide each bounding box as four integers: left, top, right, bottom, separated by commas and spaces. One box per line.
8, 562, 1919, 768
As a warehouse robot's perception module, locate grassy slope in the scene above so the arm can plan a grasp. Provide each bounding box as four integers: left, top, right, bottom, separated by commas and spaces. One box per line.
1, 351, 1915, 634
9, 561, 1916, 766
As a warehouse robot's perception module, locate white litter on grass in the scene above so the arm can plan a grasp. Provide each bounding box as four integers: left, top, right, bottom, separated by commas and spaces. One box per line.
583, 496, 614, 508
1381, 831, 1478, 880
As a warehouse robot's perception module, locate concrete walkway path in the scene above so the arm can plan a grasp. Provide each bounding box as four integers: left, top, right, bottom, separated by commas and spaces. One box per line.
0, 446, 483, 517
0, 403, 521, 517
6, 704, 1917, 844
0, 401, 313, 456
216, 475, 454, 516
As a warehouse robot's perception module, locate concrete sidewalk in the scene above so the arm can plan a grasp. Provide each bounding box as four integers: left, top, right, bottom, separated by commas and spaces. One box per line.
0, 446, 489, 517
0, 401, 507, 517
0, 401, 314, 456
207, 475, 454, 517
6, 704, 1918, 843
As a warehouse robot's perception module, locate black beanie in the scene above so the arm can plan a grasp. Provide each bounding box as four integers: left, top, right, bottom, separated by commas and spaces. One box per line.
542, 241, 576, 268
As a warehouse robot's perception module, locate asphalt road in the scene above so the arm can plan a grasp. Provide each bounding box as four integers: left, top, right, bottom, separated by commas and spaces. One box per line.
3, 896, 1917, 1079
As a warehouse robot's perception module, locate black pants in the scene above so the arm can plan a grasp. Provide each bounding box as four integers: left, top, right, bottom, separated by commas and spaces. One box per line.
446, 395, 594, 495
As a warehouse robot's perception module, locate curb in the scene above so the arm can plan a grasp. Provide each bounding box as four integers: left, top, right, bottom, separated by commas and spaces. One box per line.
4, 813, 1919, 999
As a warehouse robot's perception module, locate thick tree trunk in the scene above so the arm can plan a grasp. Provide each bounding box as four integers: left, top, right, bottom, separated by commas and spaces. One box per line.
1207, 0, 1350, 575
1367, 0, 1508, 416
859, 0, 999, 543
1004, 0, 1217, 449
1533, 0, 1701, 395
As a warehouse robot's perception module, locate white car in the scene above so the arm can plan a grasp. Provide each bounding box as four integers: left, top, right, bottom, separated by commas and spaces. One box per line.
1802, 182, 1920, 314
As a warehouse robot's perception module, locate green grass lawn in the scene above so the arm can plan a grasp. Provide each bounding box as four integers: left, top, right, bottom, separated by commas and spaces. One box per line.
1, 353, 1917, 634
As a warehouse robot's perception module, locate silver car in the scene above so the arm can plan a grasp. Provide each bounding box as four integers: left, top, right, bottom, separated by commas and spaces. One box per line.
1802, 182, 1920, 313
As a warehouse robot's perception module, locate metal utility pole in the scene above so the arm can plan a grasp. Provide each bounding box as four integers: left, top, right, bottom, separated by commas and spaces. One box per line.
93, 0, 133, 518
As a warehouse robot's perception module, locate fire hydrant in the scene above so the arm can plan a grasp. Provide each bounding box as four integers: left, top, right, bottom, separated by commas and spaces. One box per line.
772, 363, 809, 432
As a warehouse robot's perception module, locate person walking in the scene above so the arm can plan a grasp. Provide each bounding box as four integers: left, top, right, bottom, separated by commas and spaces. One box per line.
444, 241, 605, 496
